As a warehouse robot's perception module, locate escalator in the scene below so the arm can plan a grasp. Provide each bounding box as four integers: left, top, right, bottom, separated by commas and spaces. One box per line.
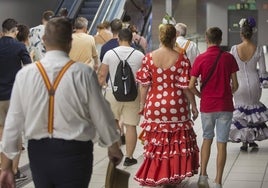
76, 0, 102, 27
55, 0, 152, 50
55, 0, 118, 33
55, 0, 101, 27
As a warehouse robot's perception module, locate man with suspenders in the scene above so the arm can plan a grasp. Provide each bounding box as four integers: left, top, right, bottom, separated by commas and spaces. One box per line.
175, 22, 200, 66
0, 17, 123, 188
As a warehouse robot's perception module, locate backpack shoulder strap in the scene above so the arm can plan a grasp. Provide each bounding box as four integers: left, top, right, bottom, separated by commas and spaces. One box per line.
112, 49, 121, 61
112, 49, 136, 61
125, 49, 136, 61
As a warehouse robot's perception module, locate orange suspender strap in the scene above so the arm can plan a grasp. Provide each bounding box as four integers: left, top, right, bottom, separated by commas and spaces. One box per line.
36, 60, 75, 135
183, 40, 190, 51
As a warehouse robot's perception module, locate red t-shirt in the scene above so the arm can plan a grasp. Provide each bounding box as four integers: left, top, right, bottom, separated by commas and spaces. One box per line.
191, 46, 239, 113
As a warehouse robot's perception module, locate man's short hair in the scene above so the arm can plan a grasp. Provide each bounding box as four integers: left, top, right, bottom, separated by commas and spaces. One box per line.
110, 18, 122, 34
206, 27, 222, 45
2, 18, 18, 33
42, 10, 55, 22
74, 17, 88, 30
175, 23, 187, 37
118, 28, 132, 43
43, 17, 72, 49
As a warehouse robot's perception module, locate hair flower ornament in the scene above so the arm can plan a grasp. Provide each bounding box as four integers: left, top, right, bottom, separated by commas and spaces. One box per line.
247, 17, 256, 28
239, 18, 246, 28
239, 17, 256, 28
162, 13, 176, 25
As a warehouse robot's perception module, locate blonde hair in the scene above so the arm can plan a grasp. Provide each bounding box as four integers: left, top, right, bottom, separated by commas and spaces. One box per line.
159, 24, 176, 49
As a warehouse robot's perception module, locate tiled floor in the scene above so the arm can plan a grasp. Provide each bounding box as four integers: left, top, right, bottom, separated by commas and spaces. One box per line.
19, 91, 268, 188
18, 43, 268, 188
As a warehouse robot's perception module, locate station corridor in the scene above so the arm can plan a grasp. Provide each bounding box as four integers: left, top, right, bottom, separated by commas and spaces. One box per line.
17, 42, 268, 188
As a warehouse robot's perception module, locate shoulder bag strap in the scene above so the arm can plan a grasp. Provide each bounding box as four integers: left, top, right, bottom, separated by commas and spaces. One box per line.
36, 60, 74, 135
99, 34, 107, 43
200, 51, 223, 91
137, 36, 142, 44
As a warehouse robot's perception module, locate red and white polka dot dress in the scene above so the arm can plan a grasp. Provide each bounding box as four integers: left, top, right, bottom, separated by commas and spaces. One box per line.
135, 53, 199, 187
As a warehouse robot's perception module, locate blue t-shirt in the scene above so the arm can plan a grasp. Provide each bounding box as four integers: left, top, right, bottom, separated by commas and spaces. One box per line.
100, 38, 119, 62
0, 36, 32, 100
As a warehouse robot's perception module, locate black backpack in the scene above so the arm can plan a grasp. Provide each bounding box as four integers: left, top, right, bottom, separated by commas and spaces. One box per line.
109, 49, 138, 102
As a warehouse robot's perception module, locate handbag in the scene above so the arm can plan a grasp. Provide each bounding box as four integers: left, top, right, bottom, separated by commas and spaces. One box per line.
200, 50, 223, 91
105, 161, 130, 188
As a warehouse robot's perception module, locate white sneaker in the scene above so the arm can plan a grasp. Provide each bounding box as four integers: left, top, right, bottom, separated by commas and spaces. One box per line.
197, 175, 209, 188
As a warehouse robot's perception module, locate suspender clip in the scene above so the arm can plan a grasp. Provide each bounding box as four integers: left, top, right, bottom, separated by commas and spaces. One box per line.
48, 89, 55, 96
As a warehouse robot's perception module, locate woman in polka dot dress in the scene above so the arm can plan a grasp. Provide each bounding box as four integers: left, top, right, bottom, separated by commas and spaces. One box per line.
134, 24, 199, 187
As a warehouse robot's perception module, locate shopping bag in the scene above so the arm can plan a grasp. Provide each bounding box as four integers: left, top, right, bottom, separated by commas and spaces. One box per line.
105, 161, 130, 188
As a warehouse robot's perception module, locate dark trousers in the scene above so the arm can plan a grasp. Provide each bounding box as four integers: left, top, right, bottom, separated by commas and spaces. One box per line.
28, 138, 93, 188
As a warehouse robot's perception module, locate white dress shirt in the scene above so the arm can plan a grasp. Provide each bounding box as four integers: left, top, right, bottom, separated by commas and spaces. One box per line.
1, 50, 119, 160
176, 36, 200, 66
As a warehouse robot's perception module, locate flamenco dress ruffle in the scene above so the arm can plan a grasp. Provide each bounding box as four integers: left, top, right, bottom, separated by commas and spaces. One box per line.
259, 71, 268, 88
134, 120, 199, 187
229, 102, 268, 142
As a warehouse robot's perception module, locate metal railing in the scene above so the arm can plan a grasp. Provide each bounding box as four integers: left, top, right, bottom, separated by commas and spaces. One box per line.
88, 0, 112, 35
54, 0, 84, 19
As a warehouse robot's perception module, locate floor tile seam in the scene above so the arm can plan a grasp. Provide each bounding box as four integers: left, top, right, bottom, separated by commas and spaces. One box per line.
260, 161, 268, 188
222, 150, 241, 184
92, 155, 108, 167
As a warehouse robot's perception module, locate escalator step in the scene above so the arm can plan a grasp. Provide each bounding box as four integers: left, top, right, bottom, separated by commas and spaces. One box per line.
84, 2, 100, 8
78, 14, 95, 21
80, 7, 98, 14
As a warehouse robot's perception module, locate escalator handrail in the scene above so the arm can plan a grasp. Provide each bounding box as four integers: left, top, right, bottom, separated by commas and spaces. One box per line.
141, 4, 152, 37
88, 0, 112, 34
88, 0, 126, 35
54, 0, 84, 19
68, 0, 84, 19
55, 0, 65, 15
141, 8, 152, 51
102, 0, 126, 22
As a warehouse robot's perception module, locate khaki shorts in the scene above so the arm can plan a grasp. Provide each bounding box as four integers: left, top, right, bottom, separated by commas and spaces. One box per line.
105, 90, 140, 126
0, 100, 10, 126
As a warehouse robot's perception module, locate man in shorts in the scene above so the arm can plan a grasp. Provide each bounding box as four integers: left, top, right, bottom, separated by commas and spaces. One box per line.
98, 28, 144, 166
189, 27, 239, 188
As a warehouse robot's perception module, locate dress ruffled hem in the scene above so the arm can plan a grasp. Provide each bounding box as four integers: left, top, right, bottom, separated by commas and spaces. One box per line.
229, 122, 268, 142
135, 120, 199, 186
230, 102, 268, 142
233, 103, 268, 124
259, 71, 268, 88
134, 154, 199, 186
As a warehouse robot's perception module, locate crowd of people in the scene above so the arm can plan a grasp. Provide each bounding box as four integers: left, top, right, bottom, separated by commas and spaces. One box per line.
0, 6, 268, 188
